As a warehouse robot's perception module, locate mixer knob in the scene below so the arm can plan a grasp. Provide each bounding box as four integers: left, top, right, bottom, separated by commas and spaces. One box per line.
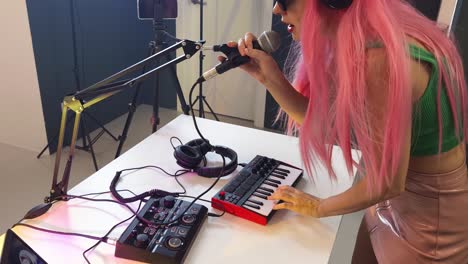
134, 233, 149, 248
181, 214, 196, 225
166, 237, 184, 250
162, 196, 176, 208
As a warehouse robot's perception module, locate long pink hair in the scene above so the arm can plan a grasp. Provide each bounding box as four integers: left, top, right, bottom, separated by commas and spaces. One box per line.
281, 0, 468, 194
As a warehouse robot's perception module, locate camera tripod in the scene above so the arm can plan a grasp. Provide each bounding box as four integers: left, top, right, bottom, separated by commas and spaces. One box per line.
37, 0, 118, 171
192, 0, 219, 121
114, 1, 191, 158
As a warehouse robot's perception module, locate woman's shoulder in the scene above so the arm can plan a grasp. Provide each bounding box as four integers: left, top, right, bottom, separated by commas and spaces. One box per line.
364, 38, 430, 103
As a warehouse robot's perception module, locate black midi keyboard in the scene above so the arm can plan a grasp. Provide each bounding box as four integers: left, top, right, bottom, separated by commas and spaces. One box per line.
115, 196, 207, 264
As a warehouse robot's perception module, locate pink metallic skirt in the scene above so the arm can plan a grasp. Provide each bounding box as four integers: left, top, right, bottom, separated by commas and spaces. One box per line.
365, 163, 468, 263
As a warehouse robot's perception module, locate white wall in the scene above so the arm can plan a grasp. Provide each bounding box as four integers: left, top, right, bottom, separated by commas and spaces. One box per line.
176, 0, 273, 128
438, 0, 460, 32
0, 1, 47, 152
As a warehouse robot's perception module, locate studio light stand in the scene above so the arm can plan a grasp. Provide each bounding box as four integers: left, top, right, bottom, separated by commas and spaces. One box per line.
44, 38, 203, 204
191, 0, 219, 120
37, 0, 118, 171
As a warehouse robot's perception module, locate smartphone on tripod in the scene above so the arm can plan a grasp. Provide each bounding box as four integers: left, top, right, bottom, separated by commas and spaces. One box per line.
137, 0, 178, 20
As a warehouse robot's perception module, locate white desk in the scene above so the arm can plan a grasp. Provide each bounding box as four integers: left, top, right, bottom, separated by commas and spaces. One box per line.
1, 115, 358, 264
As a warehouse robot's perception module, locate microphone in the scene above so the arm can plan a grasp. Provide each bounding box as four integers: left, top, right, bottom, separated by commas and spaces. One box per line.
198, 31, 281, 83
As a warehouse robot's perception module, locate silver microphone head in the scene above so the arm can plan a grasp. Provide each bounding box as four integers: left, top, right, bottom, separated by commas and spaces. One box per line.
257, 31, 281, 54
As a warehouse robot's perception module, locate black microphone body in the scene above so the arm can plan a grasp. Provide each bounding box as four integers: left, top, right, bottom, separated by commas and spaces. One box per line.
198, 31, 280, 83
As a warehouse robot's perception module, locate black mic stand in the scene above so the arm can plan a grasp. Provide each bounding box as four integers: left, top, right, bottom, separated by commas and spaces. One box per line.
191, 0, 219, 120
114, 1, 190, 158
36, 0, 118, 171
36, 39, 203, 209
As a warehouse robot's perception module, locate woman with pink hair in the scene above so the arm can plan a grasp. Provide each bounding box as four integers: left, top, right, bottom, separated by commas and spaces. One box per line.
225, 0, 468, 262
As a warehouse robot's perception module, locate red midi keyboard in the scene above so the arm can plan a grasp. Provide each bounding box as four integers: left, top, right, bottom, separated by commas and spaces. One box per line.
211, 155, 303, 225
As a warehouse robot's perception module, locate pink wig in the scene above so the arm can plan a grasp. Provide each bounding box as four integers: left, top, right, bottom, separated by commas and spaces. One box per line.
281, 0, 468, 194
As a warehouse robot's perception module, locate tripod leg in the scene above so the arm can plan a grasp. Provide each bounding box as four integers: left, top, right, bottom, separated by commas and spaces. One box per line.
37, 114, 75, 158
198, 83, 205, 118
165, 53, 190, 115
202, 96, 220, 121
152, 44, 161, 133
79, 120, 89, 150
115, 44, 156, 158
82, 111, 118, 141
80, 118, 99, 171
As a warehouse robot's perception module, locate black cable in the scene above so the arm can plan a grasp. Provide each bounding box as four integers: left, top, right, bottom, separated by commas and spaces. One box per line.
13, 189, 144, 264
163, 154, 226, 226
170, 136, 183, 150
110, 165, 190, 204
189, 81, 211, 145
13, 223, 105, 242
178, 195, 226, 217
83, 199, 144, 264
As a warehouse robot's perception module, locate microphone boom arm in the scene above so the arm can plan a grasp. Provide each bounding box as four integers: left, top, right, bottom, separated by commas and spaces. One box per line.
47, 39, 203, 203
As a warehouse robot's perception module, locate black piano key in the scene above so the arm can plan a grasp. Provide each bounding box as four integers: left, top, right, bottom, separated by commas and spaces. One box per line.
256, 190, 271, 196
253, 193, 268, 200
270, 173, 286, 179
244, 203, 261, 210
275, 167, 291, 174
247, 199, 264, 206
264, 181, 279, 188
272, 170, 288, 177
258, 186, 274, 193
266, 178, 281, 184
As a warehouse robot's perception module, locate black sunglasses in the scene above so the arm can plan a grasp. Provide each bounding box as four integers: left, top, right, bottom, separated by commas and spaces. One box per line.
276, 0, 289, 11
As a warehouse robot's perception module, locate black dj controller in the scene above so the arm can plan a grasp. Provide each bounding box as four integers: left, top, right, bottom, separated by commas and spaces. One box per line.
115, 196, 207, 264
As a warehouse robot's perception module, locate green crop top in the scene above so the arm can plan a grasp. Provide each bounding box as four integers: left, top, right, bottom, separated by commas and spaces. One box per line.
409, 44, 462, 156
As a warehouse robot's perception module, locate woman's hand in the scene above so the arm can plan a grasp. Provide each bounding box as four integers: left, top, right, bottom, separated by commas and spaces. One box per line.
218, 32, 283, 85
268, 186, 323, 217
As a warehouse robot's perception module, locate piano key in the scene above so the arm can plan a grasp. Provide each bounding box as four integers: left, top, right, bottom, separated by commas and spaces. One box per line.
247, 199, 264, 206
256, 190, 271, 196
276, 165, 302, 186
253, 193, 268, 200
258, 186, 274, 193
241, 165, 303, 217
266, 178, 281, 184
264, 181, 279, 188
244, 203, 261, 210
275, 167, 291, 174
243, 196, 277, 216
270, 174, 286, 179
272, 170, 288, 177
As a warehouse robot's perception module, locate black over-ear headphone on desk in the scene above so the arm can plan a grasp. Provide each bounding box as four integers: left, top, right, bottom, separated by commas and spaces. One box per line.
173, 138, 238, 178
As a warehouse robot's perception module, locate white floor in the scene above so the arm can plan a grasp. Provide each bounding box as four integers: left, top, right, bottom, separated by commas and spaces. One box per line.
0, 105, 362, 263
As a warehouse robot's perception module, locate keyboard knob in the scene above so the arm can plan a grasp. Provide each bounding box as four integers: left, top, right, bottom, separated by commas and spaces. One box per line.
162, 196, 176, 208
219, 191, 226, 200
134, 233, 149, 248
